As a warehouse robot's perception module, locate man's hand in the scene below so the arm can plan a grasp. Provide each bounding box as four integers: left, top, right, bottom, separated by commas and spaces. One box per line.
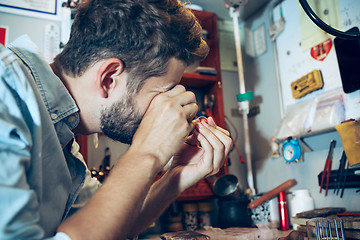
130, 85, 198, 171
168, 116, 233, 191
123, 116, 232, 238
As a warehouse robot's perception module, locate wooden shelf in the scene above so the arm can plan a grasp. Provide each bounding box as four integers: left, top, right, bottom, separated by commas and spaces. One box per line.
176, 10, 228, 201
181, 72, 219, 87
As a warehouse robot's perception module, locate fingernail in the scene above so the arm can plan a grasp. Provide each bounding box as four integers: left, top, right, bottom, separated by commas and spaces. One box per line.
198, 116, 208, 124
200, 119, 208, 125
201, 119, 209, 126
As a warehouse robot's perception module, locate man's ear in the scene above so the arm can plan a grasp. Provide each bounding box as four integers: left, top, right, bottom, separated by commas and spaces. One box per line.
97, 58, 124, 98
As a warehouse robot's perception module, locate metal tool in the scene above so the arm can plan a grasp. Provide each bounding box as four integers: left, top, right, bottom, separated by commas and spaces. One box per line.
308, 218, 346, 240
334, 151, 347, 196
340, 161, 350, 198
319, 140, 336, 196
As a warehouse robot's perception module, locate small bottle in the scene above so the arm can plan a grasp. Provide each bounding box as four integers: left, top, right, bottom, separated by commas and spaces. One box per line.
197, 201, 212, 229
182, 203, 198, 231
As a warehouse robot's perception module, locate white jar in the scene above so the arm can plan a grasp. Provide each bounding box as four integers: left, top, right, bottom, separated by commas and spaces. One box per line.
289, 189, 315, 230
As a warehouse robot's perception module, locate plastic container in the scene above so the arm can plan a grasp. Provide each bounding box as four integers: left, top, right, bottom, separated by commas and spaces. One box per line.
289, 189, 315, 230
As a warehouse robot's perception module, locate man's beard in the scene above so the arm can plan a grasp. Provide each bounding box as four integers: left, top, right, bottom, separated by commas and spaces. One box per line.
100, 95, 142, 144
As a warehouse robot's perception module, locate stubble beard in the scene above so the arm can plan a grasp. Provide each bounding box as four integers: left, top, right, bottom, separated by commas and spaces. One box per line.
100, 94, 142, 144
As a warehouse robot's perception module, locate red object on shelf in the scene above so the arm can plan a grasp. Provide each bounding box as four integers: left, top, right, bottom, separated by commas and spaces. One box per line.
181, 72, 219, 86
337, 212, 360, 216
278, 191, 289, 230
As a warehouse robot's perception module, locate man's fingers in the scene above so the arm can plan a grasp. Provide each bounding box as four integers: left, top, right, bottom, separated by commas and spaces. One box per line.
196, 124, 228, 175
198, 117, 232, 153
161, 84, 198, 121
164, 85, 186, 97
207, 125, 232, 156
206, 117, 230, 136
174, 91, 197, 108
194, 131, 215, 173
182, 103, 199, 122
195, 117, 232, 155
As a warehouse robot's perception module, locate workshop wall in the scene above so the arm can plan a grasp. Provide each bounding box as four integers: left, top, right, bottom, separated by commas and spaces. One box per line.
226, 0, 360, 211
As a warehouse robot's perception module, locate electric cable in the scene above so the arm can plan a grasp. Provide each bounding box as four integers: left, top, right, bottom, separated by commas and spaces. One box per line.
225, 115, 245, 164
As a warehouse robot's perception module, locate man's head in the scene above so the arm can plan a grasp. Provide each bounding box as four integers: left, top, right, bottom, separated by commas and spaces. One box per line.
54, 0, 209, 143
54, 0, 209, 95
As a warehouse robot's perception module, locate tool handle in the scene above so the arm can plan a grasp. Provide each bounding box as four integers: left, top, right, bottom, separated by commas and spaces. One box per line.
325, 160, 332, 196
248, 179, 297, 210
319, 158, 330, 193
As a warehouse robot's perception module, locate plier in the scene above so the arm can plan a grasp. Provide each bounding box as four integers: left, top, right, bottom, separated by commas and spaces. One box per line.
319, 139, 336, 196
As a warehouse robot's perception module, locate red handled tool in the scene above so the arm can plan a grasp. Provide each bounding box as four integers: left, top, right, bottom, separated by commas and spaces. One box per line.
319, 139, 336, 196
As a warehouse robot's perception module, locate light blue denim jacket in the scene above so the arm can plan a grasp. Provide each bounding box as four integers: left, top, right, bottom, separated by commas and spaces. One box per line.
0, 35, 87, 239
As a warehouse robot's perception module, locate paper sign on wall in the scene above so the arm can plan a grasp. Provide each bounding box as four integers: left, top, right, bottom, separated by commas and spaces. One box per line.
0, 26, 7, 46
245, 24, 267, 57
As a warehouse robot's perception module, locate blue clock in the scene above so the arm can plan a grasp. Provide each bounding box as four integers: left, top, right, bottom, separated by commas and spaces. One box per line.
282, 138, 302, 163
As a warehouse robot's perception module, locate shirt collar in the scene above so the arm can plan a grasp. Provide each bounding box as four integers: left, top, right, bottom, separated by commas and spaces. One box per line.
8, 35, 80, 148
8, 35, 80, 129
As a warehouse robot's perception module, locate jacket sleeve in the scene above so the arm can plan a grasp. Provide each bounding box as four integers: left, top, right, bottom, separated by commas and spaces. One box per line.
0, 45, 45, 239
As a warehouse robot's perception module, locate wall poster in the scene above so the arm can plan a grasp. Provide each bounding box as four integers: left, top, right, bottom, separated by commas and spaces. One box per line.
0, 0, 61, 20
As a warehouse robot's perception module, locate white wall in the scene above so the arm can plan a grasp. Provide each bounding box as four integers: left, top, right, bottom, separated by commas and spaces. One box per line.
0, 12, 60, 50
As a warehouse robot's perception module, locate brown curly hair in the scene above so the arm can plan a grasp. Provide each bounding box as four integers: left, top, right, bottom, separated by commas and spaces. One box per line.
54, 0, 209, 93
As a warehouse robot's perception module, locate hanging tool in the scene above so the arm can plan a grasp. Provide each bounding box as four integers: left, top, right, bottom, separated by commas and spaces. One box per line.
319, 140, 336, 196
334, 151, 347, 195
340, 161, 350, 198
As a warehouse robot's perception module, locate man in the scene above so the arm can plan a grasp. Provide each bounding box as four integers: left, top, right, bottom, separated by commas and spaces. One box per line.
0, 0, 232, 239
